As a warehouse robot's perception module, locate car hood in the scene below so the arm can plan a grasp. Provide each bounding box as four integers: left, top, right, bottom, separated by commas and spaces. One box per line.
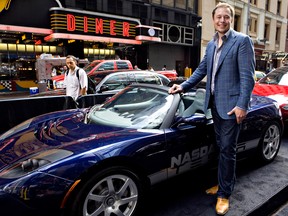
253, 83, 288, 105
51, 74, 64, 81
0, 109, 155, 169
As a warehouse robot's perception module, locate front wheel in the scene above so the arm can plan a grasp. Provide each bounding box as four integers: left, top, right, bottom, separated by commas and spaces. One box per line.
67, 166, 144, 216
257, 122, 281, 163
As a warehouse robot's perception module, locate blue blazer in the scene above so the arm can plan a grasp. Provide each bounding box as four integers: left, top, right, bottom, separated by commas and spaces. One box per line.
181, 29, 255, 119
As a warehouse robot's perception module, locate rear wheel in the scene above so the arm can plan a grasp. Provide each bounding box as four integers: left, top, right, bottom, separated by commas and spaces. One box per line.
257, 122, 281, 163
67, 166, 144, 216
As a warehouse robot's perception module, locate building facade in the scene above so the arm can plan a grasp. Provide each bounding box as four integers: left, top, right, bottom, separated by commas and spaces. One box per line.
199, 0, 288, 72
0, 0, 202, 88
0, 0, 287, 92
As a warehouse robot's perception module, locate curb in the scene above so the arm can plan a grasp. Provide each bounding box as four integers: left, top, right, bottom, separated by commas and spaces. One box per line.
248, 185, 288, 216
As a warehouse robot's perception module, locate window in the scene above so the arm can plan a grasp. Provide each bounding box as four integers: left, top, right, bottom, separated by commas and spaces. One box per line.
264, 22, 270, 41
234, 15, 240, 32
275, 26, 281, 45
176, 0, 186, 9
250, 0, 257, 5
98, 62, 114, 71
135, 73, 161, 85
249, 14, 258, 37
162, 0, 174, 7
265, 0, 270, 11
277, 0, 281, 15
175, 12, 186, 25
152, 0, 161, 4
132, 4, 148, 20
108, 0, 123, 15
73, 0, 97, 10
116, 61, 130, 69
102, 74, 128, 91
155, 8, 168, 22
188, 0, 196, 12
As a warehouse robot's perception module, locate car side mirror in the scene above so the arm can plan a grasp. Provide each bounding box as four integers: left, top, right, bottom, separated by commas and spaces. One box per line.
173, 113, 206, 127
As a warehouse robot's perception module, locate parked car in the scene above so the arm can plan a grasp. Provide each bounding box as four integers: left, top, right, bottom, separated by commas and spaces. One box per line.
155, 70, 178, 79
85, 59, 133, 75
253, 66, 288, 123
53, 59, 133, 89
91, 70, 170, 94
0, 84, 283, 216
31, 70, 170, 97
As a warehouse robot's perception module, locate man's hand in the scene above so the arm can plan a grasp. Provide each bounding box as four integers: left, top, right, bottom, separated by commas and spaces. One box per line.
227, 107, 247, 124
168, 84, 183, 94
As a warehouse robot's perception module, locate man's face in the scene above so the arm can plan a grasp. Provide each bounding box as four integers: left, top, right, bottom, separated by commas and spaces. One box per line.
66, 57, 77, 70
213, 7, 233, 36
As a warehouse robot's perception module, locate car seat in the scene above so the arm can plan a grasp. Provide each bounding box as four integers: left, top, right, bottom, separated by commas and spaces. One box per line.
182, 88, 206, 117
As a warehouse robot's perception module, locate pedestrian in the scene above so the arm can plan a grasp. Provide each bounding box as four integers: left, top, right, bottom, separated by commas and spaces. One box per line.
134, 65, 141, 70
162, 64, 167, 70
64, 55, 88, 101
61, 65, 68, 74
168, 2, 255, 215
147, 66, 154, 71
51, 67, 57, 77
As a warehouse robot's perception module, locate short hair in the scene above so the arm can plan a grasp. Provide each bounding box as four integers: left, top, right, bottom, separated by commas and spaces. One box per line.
212, 2, 235, 18
66, 55, 78, 63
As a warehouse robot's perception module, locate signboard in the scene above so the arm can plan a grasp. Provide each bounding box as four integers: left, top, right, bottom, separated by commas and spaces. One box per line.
49, 8, 140, 40
271, 52, 288, 59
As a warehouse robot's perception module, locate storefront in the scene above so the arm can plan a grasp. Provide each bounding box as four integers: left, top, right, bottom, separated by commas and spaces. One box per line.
0, 0, 161, 91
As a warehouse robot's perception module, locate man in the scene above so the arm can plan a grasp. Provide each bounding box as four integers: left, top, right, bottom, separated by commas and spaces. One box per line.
64, 55, 88, 101
134, 65, 141, 70
169, 2, 255, 215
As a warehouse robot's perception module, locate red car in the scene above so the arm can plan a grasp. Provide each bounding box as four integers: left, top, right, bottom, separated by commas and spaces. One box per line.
155, 70, 178, 79
52, 59, 133, 89
253, 66, 288, 123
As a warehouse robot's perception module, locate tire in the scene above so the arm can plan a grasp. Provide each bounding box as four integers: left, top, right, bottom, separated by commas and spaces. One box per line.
66, 166, 144, 216
257, 122, 281, 163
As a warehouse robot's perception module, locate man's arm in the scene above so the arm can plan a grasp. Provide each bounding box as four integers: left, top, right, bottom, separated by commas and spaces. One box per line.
228, 34, 255, 124
236, 35, 255, 110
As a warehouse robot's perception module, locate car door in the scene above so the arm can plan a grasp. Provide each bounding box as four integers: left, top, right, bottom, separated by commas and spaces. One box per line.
165, 94, 216, 178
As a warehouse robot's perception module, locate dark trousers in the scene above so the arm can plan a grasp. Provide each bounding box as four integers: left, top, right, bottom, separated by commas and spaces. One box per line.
210, 98, 240, 198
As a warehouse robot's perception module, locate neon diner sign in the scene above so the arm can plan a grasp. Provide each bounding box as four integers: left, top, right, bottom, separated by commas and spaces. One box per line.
50, 8, 139, 40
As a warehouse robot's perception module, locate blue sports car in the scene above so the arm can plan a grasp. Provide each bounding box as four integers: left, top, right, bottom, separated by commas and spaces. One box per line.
0, 84, 283, 216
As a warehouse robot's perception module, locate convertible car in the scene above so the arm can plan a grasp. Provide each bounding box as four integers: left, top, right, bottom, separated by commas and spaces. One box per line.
0, 84, 283, 216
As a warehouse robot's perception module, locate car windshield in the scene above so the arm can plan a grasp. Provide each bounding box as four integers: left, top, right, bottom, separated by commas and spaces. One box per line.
86, 86, 173, 129
83, 61, 101, 73
259, 67, 288, 86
